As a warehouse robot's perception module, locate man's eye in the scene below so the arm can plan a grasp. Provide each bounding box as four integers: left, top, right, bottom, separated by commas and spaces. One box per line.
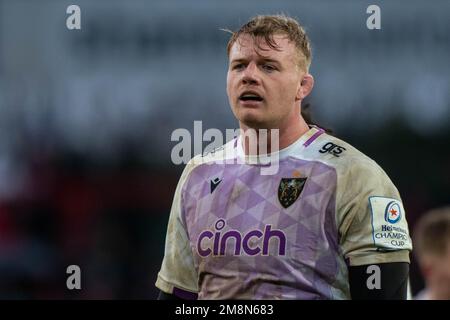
262, 64, 276, 72
232, 64, 245, 70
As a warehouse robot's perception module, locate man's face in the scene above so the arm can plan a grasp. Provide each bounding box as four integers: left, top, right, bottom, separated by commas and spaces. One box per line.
226, 34, 307, 129
421, 247, 450, 299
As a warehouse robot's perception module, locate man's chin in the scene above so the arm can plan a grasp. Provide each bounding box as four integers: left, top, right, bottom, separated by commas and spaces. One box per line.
238, 114, 267, 129
233, 107, 278, 129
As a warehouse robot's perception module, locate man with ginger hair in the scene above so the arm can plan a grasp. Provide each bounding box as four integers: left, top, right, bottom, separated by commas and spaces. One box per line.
156, 14, 412, 299
414, 206, 450, 300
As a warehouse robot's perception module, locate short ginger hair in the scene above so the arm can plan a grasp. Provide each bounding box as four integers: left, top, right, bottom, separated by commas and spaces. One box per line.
226, 14, 312, 72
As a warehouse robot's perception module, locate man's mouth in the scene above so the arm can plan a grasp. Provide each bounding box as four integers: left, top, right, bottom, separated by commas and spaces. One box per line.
239, 91, 264, 102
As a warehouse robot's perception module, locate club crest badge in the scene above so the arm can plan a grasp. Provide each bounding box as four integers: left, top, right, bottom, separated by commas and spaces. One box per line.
278, 178, 307, 208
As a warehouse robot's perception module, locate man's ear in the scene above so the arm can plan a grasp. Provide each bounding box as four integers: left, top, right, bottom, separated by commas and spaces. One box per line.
296, 74, 314, 101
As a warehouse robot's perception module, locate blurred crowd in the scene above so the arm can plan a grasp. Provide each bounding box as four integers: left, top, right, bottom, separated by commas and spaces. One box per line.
0, 148, 179, 298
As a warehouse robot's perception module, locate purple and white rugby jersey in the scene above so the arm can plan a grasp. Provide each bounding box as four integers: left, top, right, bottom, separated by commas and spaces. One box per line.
156, 126, 412, 299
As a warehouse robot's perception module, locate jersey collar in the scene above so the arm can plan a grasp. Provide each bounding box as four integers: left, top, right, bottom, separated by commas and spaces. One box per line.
236, 126, 325, 164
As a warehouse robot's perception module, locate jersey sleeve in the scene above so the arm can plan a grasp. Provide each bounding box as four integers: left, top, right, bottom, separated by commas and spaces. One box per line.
336, 158, 412, 266
155, 161, 199, 296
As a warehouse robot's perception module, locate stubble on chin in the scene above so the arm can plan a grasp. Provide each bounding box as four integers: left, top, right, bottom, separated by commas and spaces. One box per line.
236, 111, 266, 130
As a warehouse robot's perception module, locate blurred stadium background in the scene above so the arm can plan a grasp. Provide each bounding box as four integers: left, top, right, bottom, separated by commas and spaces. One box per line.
0, 0, 448, 299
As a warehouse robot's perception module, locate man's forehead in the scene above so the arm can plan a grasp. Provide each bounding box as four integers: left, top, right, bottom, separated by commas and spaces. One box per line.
229, 34, 296, 60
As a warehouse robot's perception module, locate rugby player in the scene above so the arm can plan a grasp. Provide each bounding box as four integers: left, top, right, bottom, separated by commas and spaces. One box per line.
156, 14, 412, 299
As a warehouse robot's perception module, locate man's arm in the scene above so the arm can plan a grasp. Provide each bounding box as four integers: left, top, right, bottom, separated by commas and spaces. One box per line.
349, 262, 409, 299
155, 160, 200, 297
158, 290, 183, 300
335, 159, 413, 300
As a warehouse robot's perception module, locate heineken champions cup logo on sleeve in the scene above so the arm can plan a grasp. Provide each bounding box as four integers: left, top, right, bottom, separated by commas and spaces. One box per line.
369, 197, 412, 251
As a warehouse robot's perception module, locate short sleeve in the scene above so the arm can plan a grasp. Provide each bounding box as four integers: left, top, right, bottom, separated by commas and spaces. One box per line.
337, 159, 412, 266
155, 162, 199, 295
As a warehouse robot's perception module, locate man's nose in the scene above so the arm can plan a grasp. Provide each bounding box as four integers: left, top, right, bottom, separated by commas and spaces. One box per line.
241, 63, 260, 85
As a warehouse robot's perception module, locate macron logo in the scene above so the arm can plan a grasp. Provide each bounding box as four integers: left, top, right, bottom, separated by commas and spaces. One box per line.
210, 177, 222, 193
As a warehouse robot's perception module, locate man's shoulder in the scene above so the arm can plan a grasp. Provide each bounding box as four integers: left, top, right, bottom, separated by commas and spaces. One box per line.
189, 137, 239, 165
177, 138, 238, 185
308, 133, 401, 205
298, 132, 386, 177
414, 289, 431, 300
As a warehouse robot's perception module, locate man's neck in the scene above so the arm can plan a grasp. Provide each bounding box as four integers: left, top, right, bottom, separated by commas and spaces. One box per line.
239, 114, 310, 156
